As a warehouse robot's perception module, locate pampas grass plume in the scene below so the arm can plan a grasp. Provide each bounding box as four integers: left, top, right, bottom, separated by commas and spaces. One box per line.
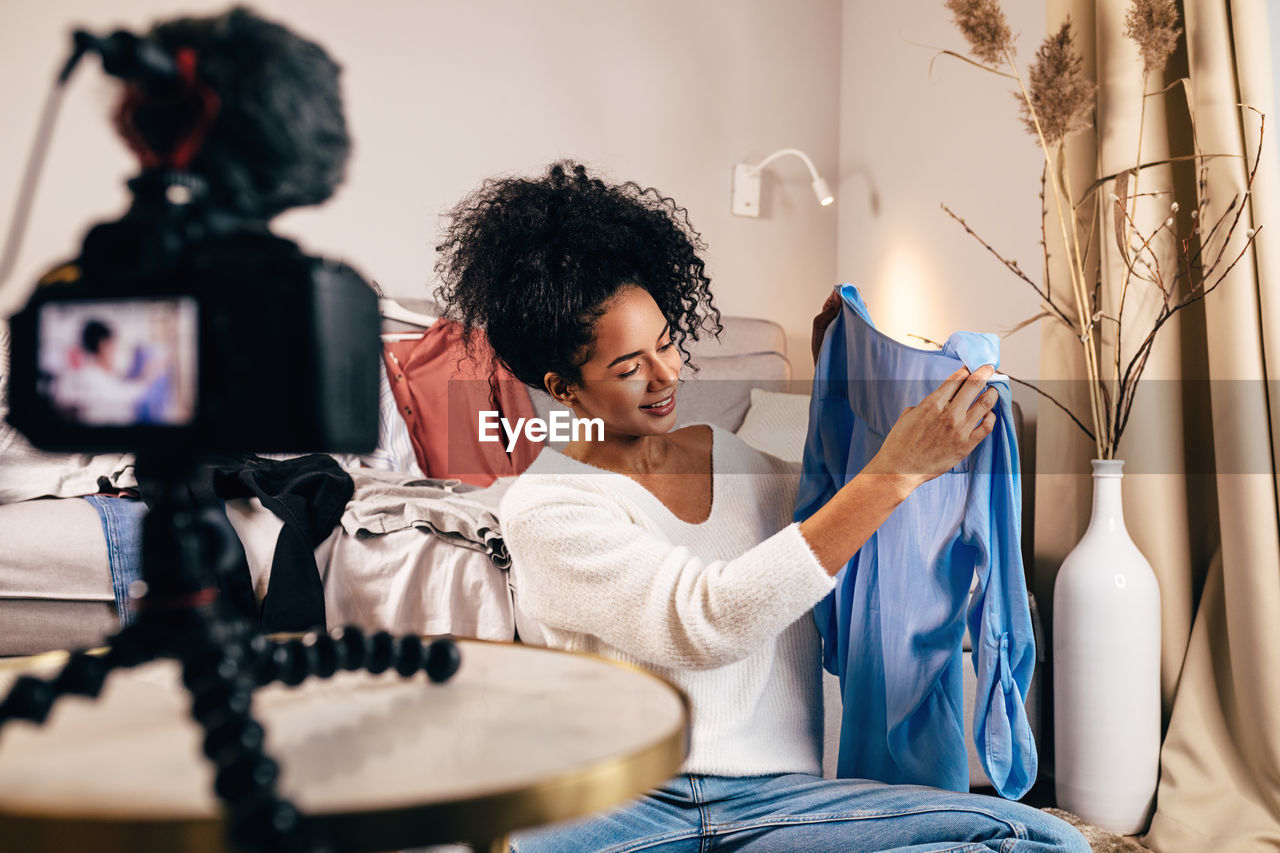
944, 0, 1014, 65
1124, 0, 1181, 75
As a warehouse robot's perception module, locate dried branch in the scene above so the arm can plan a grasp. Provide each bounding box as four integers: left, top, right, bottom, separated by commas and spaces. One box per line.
1113, 202, 1172, 299
1116, 219, 1261, 439
1097, 374, 1114, 442
907, 333, 944, 348
1113, 112, 1263, 442
941, 203, 1078, 331
1006, 374, 1096, 442
1114, 229, 1257, 439
926, 48, 1017, 80
1076, 153, 1237, 211
1001, 311, 1052, 337
1090, 276, 1103, 332
1040, 164, 1053, 303
1166, 177, 1252, 298
1145, 76, 1190, 99
1078, 193, 1101, 290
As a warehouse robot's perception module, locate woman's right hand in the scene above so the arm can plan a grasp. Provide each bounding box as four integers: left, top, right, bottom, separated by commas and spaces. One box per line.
796, 363, 1000, 576
863, 365, 1000, 490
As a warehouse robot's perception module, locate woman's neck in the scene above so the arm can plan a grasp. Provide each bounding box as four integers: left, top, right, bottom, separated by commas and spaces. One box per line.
562, 430, 678, 476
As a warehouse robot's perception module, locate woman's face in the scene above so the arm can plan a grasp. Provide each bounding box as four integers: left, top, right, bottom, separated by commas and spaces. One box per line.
549, 284, 683, 437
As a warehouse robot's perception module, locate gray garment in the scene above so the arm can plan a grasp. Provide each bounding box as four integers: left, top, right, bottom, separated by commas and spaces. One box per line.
0, 447, 138, 504
341, 469, 510, 570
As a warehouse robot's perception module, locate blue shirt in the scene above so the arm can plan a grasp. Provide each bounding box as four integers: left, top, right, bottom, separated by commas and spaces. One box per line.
797, 284, 1037, 799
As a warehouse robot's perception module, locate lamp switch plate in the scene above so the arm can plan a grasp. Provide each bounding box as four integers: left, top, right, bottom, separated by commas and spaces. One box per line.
731, 163, 761, 217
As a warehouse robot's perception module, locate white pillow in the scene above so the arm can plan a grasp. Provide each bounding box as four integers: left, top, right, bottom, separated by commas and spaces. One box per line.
735, 388, 811, 463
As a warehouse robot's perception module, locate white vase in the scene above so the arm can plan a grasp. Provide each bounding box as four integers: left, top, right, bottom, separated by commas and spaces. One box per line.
1052, 459, 1162, 835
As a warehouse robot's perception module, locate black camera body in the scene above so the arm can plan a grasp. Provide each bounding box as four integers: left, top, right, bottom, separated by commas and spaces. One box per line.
6, 171, 380, 455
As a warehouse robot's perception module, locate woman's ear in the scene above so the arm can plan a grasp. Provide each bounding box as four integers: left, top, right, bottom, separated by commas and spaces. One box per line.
544, 372, 577, 407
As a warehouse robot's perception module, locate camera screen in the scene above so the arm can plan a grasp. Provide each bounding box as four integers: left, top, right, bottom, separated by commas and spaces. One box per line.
37, 298, 198, 427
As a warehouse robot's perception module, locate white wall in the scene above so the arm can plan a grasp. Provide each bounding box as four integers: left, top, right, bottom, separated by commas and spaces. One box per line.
0, 0, 841, 375
837, 0, 1046, 391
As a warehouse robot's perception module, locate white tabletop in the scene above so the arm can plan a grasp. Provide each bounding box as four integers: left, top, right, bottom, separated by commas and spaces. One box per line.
0, 639, 689, 852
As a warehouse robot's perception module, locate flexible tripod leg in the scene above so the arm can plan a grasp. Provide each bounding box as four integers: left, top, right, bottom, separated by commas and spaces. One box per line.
181, 621, 460, 852
0, 649, 112, 724
246, 628, 461, 688
178, 606, 318, 853
0, 616, 158, 726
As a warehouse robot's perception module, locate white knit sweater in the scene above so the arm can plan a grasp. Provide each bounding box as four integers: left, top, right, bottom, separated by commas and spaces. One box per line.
499, 424, 836, 776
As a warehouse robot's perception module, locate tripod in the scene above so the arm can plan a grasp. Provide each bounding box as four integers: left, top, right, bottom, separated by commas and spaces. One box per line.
0, 456, 461, 853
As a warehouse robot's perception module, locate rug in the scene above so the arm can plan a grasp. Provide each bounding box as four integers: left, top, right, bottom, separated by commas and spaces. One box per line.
1043, 808, 1152, 852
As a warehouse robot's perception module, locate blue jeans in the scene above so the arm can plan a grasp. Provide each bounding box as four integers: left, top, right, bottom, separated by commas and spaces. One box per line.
510, 774, 1090, 852
82, 494, 148, 626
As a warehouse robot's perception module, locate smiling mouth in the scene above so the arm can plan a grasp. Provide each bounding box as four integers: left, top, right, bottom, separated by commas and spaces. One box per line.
641, 393, 675, 410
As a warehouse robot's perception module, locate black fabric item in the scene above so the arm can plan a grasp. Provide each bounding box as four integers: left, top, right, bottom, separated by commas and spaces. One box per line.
136, 464, 259, 624
210, 455, 352, 633
189, 466, 260, 623
136, 454, 351, 633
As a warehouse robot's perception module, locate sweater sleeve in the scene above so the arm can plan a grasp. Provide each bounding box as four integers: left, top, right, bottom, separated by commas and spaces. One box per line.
502, 482, 835, 670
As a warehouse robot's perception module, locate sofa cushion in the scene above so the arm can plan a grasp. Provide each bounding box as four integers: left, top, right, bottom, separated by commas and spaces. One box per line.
0, 497, 118, 656
735, 389, 811, 463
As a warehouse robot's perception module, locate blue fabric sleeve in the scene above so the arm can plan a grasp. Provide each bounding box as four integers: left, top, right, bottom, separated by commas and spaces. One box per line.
963, 384, 1038, 799
796, 305, 850, 682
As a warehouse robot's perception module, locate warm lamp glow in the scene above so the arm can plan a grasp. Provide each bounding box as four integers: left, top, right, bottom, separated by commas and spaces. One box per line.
876, 240, 944, 347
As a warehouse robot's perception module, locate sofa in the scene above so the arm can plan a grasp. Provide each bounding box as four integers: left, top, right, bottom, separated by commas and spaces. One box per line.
0, 309, 1039, 788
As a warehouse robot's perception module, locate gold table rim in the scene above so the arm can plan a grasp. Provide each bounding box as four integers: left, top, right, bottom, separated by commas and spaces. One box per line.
0, 637, 692, 852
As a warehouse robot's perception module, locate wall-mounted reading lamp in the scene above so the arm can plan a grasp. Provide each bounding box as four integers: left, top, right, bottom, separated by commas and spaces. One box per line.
731, 148, 834, 217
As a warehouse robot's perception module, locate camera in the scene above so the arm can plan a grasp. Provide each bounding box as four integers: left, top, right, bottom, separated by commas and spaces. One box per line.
6, 171, 380, 455
4, 17, 380, 457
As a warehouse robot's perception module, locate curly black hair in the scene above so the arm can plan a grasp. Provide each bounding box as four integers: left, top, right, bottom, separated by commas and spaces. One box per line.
433, 161, 722, 392
81, 320, 112, 355
128, 6, 350, 219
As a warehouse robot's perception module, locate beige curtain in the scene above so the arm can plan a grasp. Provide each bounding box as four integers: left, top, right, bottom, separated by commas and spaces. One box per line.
1037, 0, 1280, 850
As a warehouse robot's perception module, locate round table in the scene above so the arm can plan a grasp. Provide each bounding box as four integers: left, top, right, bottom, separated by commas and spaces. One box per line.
0, 639, 689, 852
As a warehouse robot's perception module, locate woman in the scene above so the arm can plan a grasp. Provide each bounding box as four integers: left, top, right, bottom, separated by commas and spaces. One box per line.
434, 161, 1088, 852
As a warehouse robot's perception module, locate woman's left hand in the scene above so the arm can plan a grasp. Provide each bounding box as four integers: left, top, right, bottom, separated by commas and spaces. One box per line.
811, 289, 841, 364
